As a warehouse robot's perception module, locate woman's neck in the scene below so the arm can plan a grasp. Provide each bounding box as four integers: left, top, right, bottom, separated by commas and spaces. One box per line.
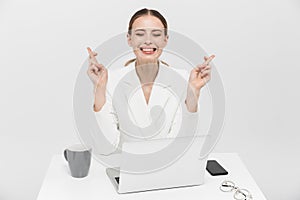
135, 59, 159, 85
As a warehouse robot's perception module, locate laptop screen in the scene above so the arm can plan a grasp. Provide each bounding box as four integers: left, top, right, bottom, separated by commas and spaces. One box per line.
115, 177, 120, 184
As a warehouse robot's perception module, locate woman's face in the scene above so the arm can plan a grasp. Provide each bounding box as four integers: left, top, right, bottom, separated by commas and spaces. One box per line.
127, 15, 168, 64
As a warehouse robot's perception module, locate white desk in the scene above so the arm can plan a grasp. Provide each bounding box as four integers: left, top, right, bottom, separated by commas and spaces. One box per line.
37, 153, 267, 200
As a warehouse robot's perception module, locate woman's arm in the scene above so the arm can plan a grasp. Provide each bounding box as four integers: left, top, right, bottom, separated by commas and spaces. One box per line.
86, 47, 120, 155
185, 85, 200, 112
93, 85, 107, 112
185, 55, 214, 112
93, 91, 120, 155
86, 47, 108, 112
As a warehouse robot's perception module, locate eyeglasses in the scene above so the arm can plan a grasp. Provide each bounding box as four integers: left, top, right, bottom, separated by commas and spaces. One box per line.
220, 180, 253, 200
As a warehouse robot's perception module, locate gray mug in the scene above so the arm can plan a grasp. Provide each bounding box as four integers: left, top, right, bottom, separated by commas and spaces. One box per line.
64, 144, 92, 178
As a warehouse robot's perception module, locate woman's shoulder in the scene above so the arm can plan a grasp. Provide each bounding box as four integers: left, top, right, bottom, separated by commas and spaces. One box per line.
105, 61, 135, 91
107, 62, 133, 76
160, 62, 190, 81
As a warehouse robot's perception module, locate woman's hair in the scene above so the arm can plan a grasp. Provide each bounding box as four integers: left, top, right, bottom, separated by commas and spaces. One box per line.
127, 8, 168, 35
125, 8, 169, 67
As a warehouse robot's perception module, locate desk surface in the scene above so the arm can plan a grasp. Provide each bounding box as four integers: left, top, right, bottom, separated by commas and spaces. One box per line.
37, 153, 266, 200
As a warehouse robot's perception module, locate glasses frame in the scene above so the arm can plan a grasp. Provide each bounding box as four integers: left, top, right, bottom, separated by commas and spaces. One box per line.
220, 180, 253, 200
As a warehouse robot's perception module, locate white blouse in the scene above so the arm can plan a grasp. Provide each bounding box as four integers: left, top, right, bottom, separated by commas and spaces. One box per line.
94, 60, 200, 155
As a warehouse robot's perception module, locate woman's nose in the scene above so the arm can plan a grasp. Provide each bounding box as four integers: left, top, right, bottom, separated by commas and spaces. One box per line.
144, 40, 152, 45
144, 33, 153, 45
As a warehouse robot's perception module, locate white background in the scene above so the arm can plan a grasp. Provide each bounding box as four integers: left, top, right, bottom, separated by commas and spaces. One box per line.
1, 0, 300, 199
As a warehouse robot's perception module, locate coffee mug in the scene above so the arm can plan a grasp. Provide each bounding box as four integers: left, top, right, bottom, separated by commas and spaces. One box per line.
64, 144, 92, 178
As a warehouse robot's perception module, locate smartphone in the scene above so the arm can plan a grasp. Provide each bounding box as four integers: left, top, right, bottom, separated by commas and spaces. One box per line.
206, 160, 228, 176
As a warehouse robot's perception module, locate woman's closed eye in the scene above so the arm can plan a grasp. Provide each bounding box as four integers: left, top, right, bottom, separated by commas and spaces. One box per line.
152, 33, 162, 37
135, 33, 145, 36
152, 30, 163, 37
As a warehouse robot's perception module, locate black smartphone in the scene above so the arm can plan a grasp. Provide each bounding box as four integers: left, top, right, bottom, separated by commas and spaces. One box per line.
206, 160, 228, 176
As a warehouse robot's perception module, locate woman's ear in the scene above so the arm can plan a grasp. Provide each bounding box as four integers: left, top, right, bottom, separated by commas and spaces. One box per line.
161, 34, 169, 48
164, 34, 169, 43
127, 33, 132, 47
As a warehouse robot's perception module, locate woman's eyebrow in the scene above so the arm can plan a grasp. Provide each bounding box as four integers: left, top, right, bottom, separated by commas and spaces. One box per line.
134, 29, 146, 32
134, 28, 163, 32
151, 29, 163, 32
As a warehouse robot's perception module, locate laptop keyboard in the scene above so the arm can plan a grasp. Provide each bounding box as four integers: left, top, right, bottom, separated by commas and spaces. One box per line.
115, 177, 120, 184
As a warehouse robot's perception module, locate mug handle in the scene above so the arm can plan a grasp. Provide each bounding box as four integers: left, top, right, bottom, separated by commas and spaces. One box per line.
63, 149, 68, 161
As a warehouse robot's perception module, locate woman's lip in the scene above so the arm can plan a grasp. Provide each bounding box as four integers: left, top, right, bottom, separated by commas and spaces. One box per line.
142, 51, 155, 55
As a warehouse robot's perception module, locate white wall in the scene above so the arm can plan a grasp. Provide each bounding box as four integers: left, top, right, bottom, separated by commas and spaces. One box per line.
1, 0, 300, 199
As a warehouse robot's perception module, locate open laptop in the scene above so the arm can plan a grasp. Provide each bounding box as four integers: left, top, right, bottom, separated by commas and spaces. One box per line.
106, 135, 208, 194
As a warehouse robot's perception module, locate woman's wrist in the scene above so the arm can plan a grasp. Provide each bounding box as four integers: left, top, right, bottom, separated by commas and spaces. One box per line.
94, 83, 106, 94
185, 86, 200, 113
93, 86, 106, 112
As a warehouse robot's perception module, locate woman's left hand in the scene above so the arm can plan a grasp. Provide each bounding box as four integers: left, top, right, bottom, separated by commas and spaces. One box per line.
185, 55, 215, 112
188, 55, 215, 92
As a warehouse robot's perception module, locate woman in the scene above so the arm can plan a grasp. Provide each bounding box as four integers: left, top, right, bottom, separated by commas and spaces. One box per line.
87, 8, 214, 154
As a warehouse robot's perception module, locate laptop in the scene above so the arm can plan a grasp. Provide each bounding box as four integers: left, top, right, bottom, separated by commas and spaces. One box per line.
106, 135, 208, 194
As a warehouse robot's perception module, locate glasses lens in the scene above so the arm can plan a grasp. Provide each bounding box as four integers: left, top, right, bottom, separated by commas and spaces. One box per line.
234, 189, 252, 200
220, 180, 235, 192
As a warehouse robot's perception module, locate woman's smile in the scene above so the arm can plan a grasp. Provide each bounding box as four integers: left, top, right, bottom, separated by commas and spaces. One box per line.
139, 47, 157, 55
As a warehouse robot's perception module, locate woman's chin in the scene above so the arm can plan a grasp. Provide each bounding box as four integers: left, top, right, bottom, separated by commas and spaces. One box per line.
135, 52, 162, 64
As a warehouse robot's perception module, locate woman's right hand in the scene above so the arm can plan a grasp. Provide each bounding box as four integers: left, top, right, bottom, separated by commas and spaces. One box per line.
86, 47, 108, 90
86, 47, 108, 111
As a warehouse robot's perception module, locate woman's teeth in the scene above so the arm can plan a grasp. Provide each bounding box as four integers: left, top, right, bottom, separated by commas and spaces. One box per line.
140, 47, 157, 54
